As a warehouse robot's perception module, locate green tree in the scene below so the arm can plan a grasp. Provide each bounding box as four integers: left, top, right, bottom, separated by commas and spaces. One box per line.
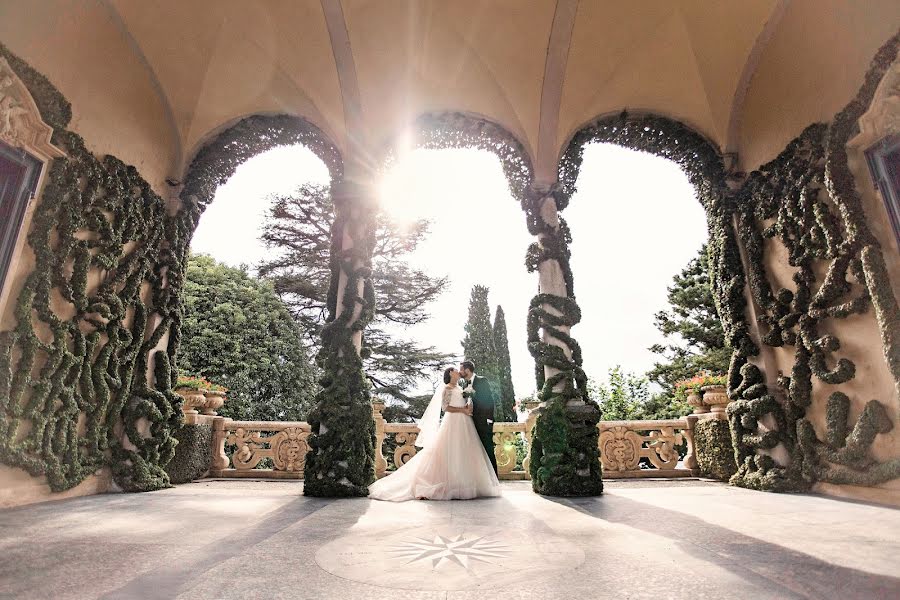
590, 366, 648, 421
178, 254, 319, 421
257, 184, 451, 406
462, 285, 499, 379
647, 244, 731, 395
492, 305, 517, 421
590, 366, 692, 421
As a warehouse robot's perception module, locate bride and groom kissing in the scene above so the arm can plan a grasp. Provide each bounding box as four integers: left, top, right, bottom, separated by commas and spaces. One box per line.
368, 360, 503, 501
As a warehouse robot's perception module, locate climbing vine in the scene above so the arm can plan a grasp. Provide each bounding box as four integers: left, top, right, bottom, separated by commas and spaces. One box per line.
552, 112, 750, 494
522, 182, 602, 495
302, 185, 377, 496
180, 114, 343, 211
728, 31, 900, 491
0, 43, 183, 492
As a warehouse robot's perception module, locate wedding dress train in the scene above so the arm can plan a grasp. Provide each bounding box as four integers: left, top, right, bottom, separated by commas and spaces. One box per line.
368, 385, 501, 501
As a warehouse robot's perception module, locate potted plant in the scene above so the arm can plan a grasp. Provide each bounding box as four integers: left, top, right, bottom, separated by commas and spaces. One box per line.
202, 382, 228, 416
699, 374, 728, 413
675, 372, 727, 414
175, 374, 212, 415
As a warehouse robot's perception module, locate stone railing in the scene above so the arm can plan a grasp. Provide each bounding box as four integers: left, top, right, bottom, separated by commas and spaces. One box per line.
599, 417, 699, 478
204, 404, 698, 480
209, 418, 312, 479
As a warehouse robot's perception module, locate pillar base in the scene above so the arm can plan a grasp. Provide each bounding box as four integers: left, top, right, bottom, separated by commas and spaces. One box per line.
529, 401, 604, 497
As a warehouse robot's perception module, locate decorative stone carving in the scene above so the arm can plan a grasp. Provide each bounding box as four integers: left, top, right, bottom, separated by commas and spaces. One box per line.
850, 50, 900, 147
393, 431, 418, 468
175, 388, 206, 416
686, 390, 707, 414
209, 420, 312, 478
492, 425, 522, 476
597, 419, 697, 477
372, 402, 389, 477
0, 57, 64, 160
598, 426, 642, 471
201, 391, 226, 416
701, 385, 729, 414
271, 427, 310, 472
205, 411, 701, 481
646, 427, 680, 469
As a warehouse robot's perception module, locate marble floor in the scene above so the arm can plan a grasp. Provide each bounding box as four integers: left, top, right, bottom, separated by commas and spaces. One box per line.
0, 480, 898, 599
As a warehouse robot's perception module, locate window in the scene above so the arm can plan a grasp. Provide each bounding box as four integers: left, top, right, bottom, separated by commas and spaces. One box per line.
0, 142, 41, 294
865, 133, 900, 251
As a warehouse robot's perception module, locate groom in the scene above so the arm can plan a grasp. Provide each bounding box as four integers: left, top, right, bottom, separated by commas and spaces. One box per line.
459, 360, 498, 475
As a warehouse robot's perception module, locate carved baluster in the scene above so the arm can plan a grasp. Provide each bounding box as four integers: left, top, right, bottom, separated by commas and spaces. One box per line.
522, 402, 540, 478
683, 415, 699, 475
372, 402, 388, 478
211, 416, 230, 473
393, 431, 418, 468
493, 427, 516, 476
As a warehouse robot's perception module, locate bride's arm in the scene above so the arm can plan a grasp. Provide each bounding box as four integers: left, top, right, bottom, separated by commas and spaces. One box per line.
442, 387, 473, 415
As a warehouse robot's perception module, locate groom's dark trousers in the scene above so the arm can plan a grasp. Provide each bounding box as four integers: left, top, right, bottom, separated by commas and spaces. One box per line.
471, 375, 498, 475
473, 416, 497, 475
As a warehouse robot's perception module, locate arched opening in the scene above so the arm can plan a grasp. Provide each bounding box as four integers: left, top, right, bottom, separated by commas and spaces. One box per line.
565, 143, 712, 406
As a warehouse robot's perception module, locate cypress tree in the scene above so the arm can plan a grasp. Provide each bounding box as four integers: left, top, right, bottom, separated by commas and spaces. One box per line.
492, 305, 517, 421
462, 285, 499, 380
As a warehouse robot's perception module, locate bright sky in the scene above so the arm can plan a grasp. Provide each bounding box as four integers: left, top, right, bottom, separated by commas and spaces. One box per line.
191, 143, 708, 398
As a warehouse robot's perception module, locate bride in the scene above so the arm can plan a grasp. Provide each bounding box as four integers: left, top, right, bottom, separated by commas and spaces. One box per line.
368, 366, 501, 501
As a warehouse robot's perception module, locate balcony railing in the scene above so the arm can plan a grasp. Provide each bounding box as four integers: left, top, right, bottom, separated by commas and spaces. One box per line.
206, 402, 699, 481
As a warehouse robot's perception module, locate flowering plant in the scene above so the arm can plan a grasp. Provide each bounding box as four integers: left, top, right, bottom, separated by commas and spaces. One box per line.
674, 371, 726, 398
175, 374, 227, 393
459, 377, 474, 401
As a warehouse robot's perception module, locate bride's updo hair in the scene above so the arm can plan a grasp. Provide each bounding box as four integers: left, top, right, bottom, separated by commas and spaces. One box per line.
443, 367, 455, 385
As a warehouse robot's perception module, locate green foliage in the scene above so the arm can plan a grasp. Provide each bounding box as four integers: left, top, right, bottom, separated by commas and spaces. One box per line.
726, 33, 900, 491
523, 185, 602, 496
462, 285, 499, 379
165, 423, 212, 484
257, 183, 450, 405
0, 44, 183, 493
694, 419, 737, 481
178, 254, 318, 422
492, 306, 517, 422
648, 244, 731, 396
590, 367, 692, 422
302, 187, 377, 497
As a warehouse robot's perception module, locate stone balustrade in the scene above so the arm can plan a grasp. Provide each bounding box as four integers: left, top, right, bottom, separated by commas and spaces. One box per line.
598, 417, 699, 478
209, 419, 312, 478
205, 404, 700, 481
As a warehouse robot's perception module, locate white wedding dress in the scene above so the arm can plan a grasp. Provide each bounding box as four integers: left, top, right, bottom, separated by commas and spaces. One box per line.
368, 384, 501, 501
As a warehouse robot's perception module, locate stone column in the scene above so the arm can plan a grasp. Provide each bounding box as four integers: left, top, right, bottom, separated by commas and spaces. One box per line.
523, 180, 603, 496
302, 179, 378, 497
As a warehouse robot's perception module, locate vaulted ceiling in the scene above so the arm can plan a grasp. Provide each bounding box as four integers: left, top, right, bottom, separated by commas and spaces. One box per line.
2, 0, 899, 181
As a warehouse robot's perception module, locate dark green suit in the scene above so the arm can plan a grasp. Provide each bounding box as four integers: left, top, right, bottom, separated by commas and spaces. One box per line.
469, 374, 498, 474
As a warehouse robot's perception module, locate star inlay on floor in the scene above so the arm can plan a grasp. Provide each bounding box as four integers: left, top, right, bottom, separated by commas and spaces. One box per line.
315, 523, 584, 591
389, 533, 511, 570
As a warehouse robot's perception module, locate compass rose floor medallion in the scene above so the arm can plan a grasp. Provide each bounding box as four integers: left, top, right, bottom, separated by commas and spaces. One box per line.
314, 524, 585, 591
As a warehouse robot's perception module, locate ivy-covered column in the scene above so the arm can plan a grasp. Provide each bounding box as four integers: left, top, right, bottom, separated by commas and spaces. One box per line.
303, 181, 377, 497
523, 181, 603, 496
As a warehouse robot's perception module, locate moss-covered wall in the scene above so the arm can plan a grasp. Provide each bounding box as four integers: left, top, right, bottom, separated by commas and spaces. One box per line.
0, 43, 187, 499
695, 418, 738, 481
165, 424, 212, 484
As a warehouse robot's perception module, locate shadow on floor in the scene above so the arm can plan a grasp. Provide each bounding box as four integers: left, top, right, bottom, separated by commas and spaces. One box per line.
544, 492, 900, 599
100, 489, 369, 600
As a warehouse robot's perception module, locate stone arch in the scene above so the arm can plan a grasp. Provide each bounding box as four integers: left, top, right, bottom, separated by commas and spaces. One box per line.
381, 111, 534, 202
557, 110, 729, 210
552, 110, 759, 489
179, 113, 344, 214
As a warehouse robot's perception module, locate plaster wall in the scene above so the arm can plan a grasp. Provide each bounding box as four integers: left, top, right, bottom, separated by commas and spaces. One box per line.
740, 16, 900, 503
739, 0, 900, 171
0, 0, 177, 507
